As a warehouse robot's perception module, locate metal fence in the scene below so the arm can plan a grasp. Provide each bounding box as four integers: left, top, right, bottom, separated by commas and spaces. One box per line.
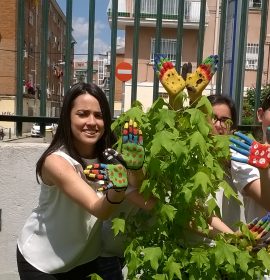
0, 0, 269, 136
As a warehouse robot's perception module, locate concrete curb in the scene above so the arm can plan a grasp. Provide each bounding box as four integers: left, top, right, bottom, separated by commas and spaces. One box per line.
1, 134, 31, 142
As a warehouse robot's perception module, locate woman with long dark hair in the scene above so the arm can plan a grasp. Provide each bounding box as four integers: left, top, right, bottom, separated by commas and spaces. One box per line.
17, 82, 127, 280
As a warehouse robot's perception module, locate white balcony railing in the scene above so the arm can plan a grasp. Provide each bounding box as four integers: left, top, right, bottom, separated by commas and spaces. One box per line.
139, 0, 201, 22
107, 0, 204, 23
249, 0, 262, 9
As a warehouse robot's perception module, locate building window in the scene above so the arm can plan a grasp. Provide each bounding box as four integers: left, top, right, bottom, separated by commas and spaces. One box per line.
249, 0, 262, 8
150, 38, 177, 63
245, 43, 259, 70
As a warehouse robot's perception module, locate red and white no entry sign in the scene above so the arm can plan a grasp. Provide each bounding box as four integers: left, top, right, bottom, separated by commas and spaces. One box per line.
116, 62, 132, 82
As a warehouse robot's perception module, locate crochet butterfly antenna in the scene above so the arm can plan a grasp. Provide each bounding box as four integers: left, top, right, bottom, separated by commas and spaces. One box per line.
185, 55, 218, 104
154, 54, 186, 110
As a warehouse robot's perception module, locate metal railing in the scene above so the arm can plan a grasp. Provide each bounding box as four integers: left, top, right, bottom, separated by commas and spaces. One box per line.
0, 0, 269, 137
107, 0, 204, 23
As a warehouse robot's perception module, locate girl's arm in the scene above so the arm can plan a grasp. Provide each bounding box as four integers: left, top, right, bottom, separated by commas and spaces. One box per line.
42, 154, 125, 220
208, 216, 234, 236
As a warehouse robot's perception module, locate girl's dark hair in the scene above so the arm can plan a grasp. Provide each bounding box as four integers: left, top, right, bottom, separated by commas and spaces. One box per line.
261, 93, 270, 111
207, 94, 238, 129
36, 82, 117, 182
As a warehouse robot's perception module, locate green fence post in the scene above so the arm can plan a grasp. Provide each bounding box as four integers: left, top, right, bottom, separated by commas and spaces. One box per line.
197, 0, 206, 66
152, 0, 163, 101
233, 0, 248, 125
216, 0, 228, 96
40, 0, 49, 136
175, 0, 185, 72
131, 0, 141, 103
64, 0, 73, 94
16, 0, 25, 136
109, 0, 118, 116
87, 0, 95, 83
254, 0, 269, 123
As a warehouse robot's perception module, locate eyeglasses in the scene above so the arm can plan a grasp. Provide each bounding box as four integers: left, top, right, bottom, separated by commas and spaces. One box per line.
212, 115, 233, 129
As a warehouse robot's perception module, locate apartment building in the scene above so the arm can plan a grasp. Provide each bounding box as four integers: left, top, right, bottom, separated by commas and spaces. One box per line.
0, 0, 69, 133
107, 0, 270, 112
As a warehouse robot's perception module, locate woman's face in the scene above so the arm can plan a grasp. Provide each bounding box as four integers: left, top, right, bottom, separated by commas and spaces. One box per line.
211, 103, 233, 135
70, 93, 105, 157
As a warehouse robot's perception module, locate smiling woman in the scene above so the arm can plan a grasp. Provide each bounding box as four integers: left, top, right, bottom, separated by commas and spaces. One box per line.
17, 82, 126, 280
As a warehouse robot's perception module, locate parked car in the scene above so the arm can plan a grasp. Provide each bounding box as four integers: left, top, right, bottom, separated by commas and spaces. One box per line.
31, 123, 57, 137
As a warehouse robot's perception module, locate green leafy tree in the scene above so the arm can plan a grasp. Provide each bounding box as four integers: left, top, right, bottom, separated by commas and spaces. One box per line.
242, 84, 270, 125
111, 96, 270, 279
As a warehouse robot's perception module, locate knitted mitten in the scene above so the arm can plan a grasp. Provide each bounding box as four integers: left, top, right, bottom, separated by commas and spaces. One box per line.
154, 54, 186, 109
185, 55, 218, 104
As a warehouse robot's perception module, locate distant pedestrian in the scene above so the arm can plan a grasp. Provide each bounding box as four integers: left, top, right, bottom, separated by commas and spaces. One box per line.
0, 129, 5, 140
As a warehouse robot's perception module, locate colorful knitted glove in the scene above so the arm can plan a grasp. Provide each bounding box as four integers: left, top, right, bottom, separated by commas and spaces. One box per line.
103, 148, 126, 166
230, 131, 270, 169
248, 213, 270, 240
120, 119, 145, 170
154, 53, 186, 97
185, 55, 218, 104
84, 163, 128, 192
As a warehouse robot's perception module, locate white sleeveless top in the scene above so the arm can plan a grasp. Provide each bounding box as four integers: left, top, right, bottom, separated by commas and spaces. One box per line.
17, 149, 103, 273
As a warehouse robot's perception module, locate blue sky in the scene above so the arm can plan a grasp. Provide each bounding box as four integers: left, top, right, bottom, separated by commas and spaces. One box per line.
56, 0, 124, 60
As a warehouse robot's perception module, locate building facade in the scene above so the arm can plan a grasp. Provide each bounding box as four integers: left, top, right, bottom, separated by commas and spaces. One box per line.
107, 0, 270, 112
0, 0, 68, 133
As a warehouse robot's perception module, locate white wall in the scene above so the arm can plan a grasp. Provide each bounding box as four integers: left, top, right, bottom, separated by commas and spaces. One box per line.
0, 143, 48, 280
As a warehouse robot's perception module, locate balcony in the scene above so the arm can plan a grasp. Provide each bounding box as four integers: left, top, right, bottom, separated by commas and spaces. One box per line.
249, 0, 262, 9
107, 0, 208, 29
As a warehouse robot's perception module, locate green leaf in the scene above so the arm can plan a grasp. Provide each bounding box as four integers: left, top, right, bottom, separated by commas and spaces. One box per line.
171, 140, 187, 158
152, 274, 167, 280
235, 250, 252, 272
190, 248, 209, 268
214, 241, 237, 266
172, 91, 186, 110
87, 273, 103, 280
125, 241, 143, 276
197, 119, 210, 137
150, 97, 167, 111
189, 131, 207, 155
187, 108, 203, 127
182, 186, 192, 203
193, 171, 212, 193
196, 95, 213, 115
156, 109, 176, 131
150, 131, 178, 156
257, 248, 270, 270
112, 217, 125, 235
164, 257, 182, 280
206, 197, 217, 214
160, 204, 177, 223
187, 108, 210, 136
220, 180, 239, 201
142, 247, 163, 271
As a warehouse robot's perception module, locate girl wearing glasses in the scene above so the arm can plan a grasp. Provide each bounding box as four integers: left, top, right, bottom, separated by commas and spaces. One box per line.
207, 95, 245, 232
